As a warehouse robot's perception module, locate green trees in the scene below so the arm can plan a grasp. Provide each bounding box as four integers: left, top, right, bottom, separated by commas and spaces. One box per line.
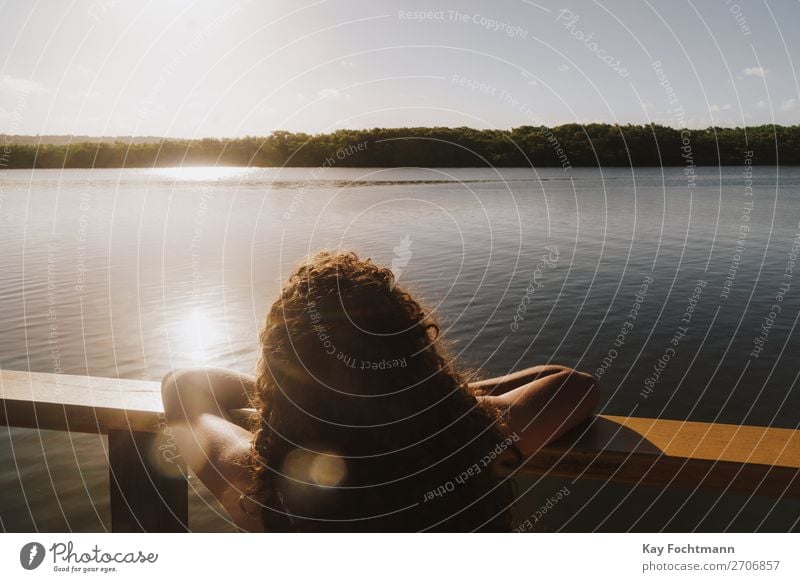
2, 124, 798, 169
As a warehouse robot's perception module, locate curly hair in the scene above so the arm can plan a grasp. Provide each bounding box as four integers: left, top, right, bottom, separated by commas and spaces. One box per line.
245, 250, 517, 531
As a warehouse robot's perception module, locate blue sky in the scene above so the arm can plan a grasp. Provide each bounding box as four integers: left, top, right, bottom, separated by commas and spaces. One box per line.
1, 0, 798, 137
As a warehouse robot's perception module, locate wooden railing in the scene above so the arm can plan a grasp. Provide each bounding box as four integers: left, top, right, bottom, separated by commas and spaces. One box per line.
1, 369, 798, 531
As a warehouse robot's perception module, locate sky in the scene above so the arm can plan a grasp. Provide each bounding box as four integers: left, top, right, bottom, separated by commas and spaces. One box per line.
0, 0, 798, 137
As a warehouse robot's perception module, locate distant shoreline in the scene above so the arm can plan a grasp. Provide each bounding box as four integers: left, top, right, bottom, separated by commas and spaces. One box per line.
2, 124, 798, 169
5, 165, 799, 172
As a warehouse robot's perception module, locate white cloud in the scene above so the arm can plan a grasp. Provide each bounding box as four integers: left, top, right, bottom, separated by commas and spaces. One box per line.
557, 64, 570, 72
0, 74, 48, 94
780, 98, 798, 112
742, 67, 768, 78
683, 118, 710, 129
338, 60, 355, 69
710, 104, 732, 112
756, 100, 767, 109
318, 88, 351, 100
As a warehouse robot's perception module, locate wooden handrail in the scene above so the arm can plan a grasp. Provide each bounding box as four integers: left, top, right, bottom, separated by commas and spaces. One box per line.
0, 370, 190, 531
2, 369, 799, 530
520, 415, 799, 500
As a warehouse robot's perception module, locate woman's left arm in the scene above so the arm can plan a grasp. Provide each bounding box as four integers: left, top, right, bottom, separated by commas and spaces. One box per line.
161, 367, 261, 531
480, 368, 599, 455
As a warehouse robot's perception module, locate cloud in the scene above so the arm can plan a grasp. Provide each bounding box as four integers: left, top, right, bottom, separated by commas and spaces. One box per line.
756, 100, 767, 109
318, 88, 352, 100
557, 64, 570, 72
0, 74, 48, 94
780, 98, 798, 112
338, 60, 355, 69
742, 67, 768, 78
710, 104, 733, 112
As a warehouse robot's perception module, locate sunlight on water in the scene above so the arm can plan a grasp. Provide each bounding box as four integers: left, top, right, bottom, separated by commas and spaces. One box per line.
148, 166, 256, 182
172, 308, 224, 364
2, 166, 800, 532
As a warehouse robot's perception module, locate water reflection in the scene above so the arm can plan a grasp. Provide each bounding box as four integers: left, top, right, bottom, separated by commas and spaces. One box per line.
148, 166, 256, 182
2, 166, 800, 532
169, 308, 224, 364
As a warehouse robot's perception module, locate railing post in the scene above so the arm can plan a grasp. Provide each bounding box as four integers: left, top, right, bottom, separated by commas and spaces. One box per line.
108, 429, 189, 532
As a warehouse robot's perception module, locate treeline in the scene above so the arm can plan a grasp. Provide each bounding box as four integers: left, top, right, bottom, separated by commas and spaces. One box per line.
1, 134, 164, 146
2, 124, 799, 169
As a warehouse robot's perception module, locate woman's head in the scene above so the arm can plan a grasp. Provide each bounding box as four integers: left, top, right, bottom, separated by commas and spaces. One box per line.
248, 250, 516, 531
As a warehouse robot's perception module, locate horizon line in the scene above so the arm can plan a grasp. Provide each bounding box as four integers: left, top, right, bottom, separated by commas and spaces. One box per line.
3, 122, 799, 143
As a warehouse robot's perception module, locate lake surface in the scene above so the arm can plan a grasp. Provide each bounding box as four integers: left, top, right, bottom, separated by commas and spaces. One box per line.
2, 165, 799, 531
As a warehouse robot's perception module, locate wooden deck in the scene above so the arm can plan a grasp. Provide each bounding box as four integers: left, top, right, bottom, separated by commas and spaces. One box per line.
2, 369, 798, 531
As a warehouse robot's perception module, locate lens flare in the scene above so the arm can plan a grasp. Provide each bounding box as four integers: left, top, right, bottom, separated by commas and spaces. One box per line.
282, 448, 346, 487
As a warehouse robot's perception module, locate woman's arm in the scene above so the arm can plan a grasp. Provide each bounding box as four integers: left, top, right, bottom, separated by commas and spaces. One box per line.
161, 367, 262, 531
468, 364, 574, 395
478, 367, 599, 455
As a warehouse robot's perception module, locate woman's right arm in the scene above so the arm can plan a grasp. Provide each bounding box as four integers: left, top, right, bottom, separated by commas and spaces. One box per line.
161, 367, 263, 532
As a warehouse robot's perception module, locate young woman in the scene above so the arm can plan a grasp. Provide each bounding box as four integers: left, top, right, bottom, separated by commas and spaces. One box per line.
161, 250, 598, 532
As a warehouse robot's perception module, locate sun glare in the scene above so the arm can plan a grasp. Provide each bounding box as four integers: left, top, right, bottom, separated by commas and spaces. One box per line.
150, 166, 254, 182
176, 308, 224, 363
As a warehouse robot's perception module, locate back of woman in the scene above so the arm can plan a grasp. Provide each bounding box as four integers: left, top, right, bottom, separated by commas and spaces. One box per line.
248, 251, 517, 531
162, 250, 598, 532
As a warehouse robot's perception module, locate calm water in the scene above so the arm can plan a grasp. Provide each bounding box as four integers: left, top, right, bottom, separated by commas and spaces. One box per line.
2, 166, 799, 531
